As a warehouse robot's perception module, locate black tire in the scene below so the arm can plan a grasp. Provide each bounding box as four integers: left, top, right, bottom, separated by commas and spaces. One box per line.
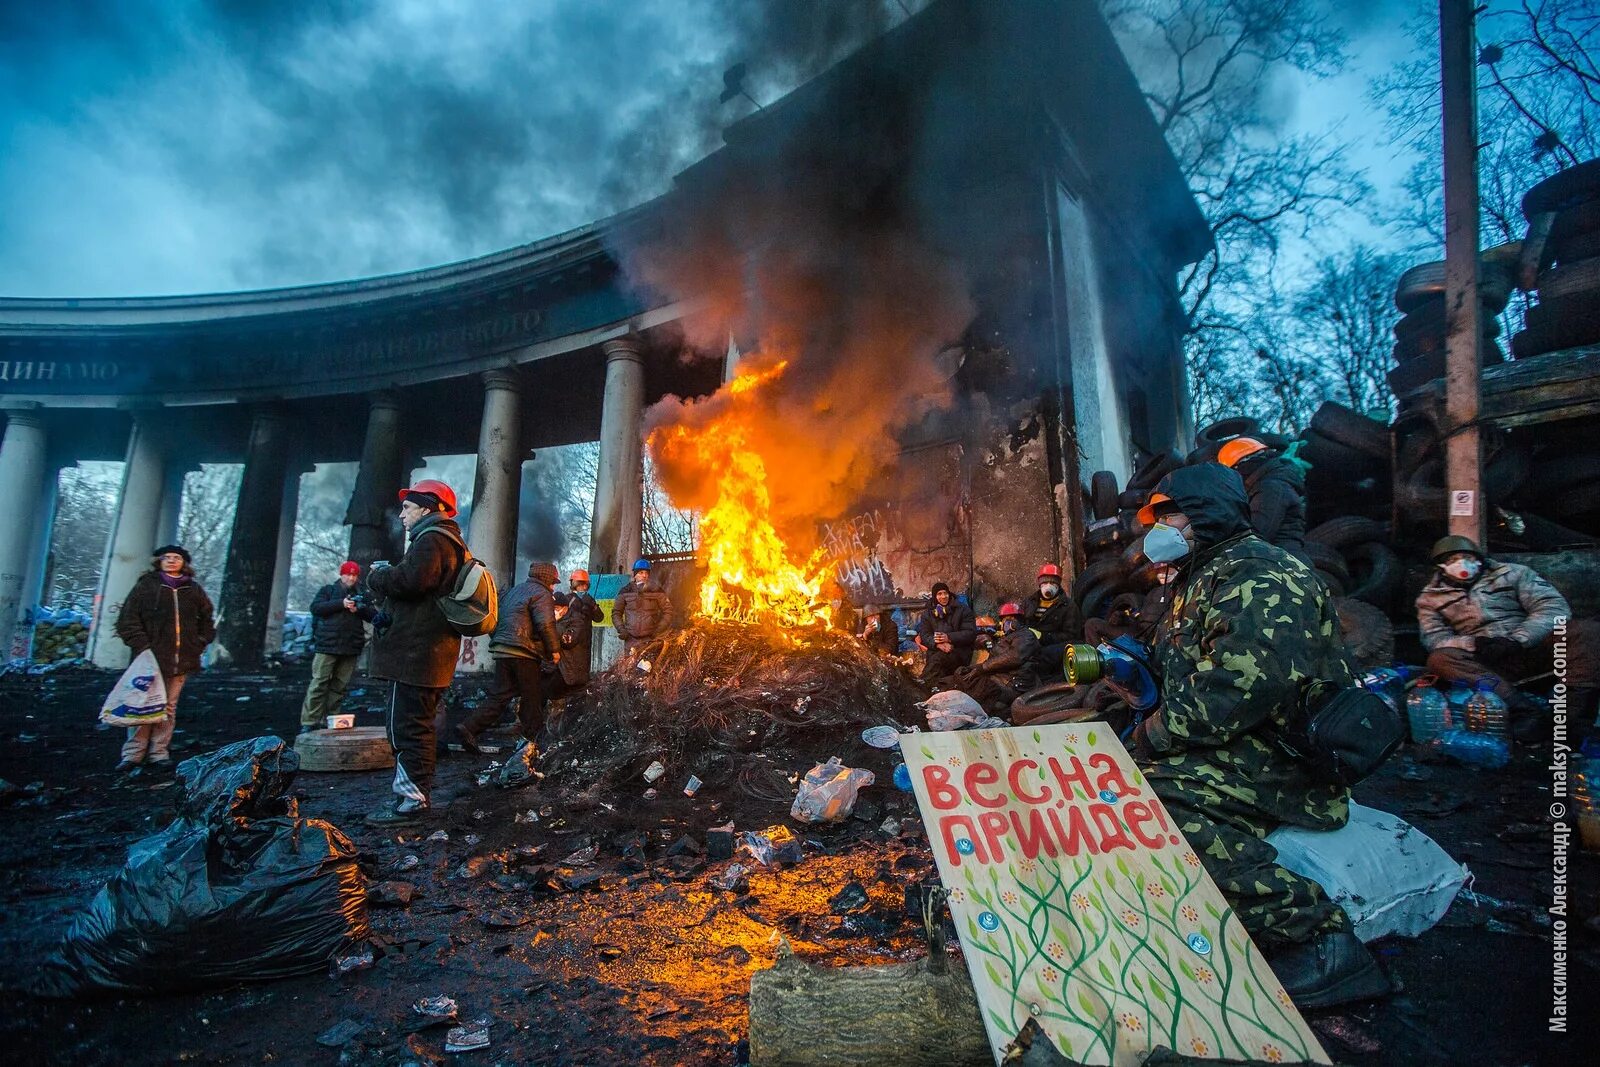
1519, 446, 1600, 499
1011, 682, 1100, 725
1186, 443, 1220, 465
1393, 322, 1499, 363
1549, 197, 1600, 243
1090, 470, 1120, 520
1539, 476, 1600, 519
1393, 300, 1446, 340
1335, 597, 1395, 671
1127, 449, 1183, 492
1306, 516, 1388, 549
1298, 428, 1383, 475
1071, 558, 1126, 617
1483, 445, 1532, 501
1553, 227, 1600, 264
1195, 417, 1260, 449
1309, 402, 1388, 459
1520, 294, 1600, 354
1522, 159, 1600, 217
1303, 541, 1351, 588
1395, 262, 1514, 314
1536, 256, 1600, 301
1388, 343, 1503, 396
1343, 541, 1400, 610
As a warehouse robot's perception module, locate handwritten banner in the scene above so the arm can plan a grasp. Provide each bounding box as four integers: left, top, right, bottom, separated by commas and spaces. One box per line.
901, 724, 1329, 1066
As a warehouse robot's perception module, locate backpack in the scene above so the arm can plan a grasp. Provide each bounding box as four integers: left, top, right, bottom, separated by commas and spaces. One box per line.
421, 527, 499, 637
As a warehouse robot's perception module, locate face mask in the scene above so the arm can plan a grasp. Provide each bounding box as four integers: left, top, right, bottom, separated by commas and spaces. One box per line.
1002, 618, 1017, 634
1442, 558, 1482, 582
1039, 582, 1061, 599
1144, 522, 1191, 564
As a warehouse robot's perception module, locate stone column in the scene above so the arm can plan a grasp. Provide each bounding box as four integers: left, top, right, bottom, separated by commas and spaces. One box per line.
154, 459, 192, 548
345, 393, 407, 571
216, 410, 293, 668
468, 370, 524, 594
263, 464, 306, 656
588, 336, 645, 574
13, 462, 61, 660
0, 407, 50, 659
88, 415, 168, 669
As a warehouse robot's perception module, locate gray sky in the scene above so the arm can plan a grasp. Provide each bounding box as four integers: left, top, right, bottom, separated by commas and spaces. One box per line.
0, 0, 1418, 298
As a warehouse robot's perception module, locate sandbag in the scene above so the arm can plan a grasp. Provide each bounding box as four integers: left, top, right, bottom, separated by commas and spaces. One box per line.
33, 737, 369, 997
1268, 801, 1467, 943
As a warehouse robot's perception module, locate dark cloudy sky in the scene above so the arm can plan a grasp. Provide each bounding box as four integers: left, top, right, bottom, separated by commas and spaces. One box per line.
0, 0, 1414, 298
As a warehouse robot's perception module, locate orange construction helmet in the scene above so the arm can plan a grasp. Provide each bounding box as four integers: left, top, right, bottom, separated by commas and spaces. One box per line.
398, 479, 458, 516
1217, 437, 1270, 469
1037, 563, 1062, 582
1137, 491, 1174, 527
569, 568, 590, 584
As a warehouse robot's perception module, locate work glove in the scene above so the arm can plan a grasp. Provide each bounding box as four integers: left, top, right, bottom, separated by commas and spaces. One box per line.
1475, 635, 1521, 662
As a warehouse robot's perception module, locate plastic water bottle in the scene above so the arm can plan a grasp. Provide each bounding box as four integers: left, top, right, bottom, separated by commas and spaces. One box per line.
1435, 680, 1511, 769
1405, 675, 1451, 745
1359, 666, 1414, 714
1462, 679, 1508, 741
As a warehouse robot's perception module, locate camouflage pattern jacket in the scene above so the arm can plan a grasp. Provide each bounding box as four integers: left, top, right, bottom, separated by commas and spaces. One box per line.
1139, 464, 1352, 832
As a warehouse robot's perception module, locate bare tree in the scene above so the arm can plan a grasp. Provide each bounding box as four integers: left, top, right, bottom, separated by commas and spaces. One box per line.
1289, 245, 1402, 417
177, 464, 242, 596
641, 452, 697, 555
45, 463, 120, 609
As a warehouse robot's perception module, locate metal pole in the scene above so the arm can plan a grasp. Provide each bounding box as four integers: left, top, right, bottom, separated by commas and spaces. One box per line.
1440, 0, 1485, 545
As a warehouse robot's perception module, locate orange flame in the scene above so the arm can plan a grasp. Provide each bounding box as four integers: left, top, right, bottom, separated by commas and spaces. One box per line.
648, 359, 831, 627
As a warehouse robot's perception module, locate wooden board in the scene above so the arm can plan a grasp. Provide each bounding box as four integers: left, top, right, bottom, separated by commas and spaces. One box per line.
900, 724, 1330, 1066
294, 726, 395, 772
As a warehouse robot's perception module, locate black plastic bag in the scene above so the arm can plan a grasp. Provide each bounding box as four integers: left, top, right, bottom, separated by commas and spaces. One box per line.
33, 737, 369, 997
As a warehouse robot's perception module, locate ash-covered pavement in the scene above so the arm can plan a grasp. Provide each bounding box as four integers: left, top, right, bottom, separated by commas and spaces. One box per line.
0, 664, 1594, 1065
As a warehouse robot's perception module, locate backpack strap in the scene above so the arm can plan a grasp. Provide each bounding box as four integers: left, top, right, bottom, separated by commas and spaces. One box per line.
419, 525, 471, 563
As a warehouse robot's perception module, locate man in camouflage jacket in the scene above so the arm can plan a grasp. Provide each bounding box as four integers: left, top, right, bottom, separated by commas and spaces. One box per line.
1132, 463, 1388, 1010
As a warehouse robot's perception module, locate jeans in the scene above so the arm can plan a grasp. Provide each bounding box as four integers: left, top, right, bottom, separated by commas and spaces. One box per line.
121, 673, 187, 764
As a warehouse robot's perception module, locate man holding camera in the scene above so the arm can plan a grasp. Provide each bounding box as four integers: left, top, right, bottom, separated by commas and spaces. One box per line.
298, 561, 380, 734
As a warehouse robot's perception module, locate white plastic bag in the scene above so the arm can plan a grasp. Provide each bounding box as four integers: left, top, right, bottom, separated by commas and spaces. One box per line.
1268, 801, 1469, 942
790, 757, 875, 823
99, 650, 169, 726
919, 690, 985, 732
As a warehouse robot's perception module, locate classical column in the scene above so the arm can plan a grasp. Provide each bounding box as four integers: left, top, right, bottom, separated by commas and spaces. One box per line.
0, 407, 50, 659
468, 370, 524, 594
88, 415, 168, 669
345, 393, 407, 571
154, 459, 192, 548
216, 409, 293, 668
588, 336, 645, 574
263, 464, 305, 656
13, 461, 61, 660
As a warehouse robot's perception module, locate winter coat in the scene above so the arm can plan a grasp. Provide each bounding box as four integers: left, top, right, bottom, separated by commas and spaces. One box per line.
1020, 590, 1082, 645
366, 514, 465, 689
1140, 463, 1353, 831
979, 624, 1041, 691
488, 578, 561, 663
1241, 455, 1309, 563
613, 579, 673, 642
1416, 560, 1569, 652
115, 572, 216, 677
862, 613, 900, 656
308, 582, 376, 656
555, 592, 600, 687
916, 600, 977, 652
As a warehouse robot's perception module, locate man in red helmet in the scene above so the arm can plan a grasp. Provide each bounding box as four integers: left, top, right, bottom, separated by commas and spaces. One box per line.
363, 479, 466, 826
1021, 563, 1082, 675
953, 602, 1041, 713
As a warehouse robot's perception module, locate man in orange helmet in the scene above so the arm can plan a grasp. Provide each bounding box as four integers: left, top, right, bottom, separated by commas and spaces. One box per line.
549, 568, 601, 702
364, 479, 466, 826
1217, 436, 1309, 563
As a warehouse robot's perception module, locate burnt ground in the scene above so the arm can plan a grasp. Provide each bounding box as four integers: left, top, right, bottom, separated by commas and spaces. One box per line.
0, 663, 1595, 1066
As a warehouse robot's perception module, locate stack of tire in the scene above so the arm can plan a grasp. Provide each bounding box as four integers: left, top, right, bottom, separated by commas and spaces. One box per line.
1515, 158, 1600, 358
1072, 449, 1184, 622
1389, 252, 1515, 398
1295, 402, 1391, 527
1302, 516, 1399, 612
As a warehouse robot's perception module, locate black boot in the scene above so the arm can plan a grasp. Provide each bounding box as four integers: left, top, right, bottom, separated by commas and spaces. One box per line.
1268, 929, 1390, 1010
454, 724, 483, 755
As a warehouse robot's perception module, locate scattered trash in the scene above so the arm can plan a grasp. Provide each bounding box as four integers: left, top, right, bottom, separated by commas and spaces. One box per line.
560, 845, 598, 867
325, 714, 354, 730
514, 809, 540, 824
643, 760, 666, 783
683, 775, 703, 797
235, 696, 251, 703
860, 724, 903, 749
329, 943, 374, 977
643, 788, 658, 800
791, 757, 874, 823
892, 763, 913, 792
368, 881, 418, 907
454, 856, 496, 880
829, 881, 871, 914
667, 834, 704, 857
596, 943, 625, 960
414, 994, 459, 1020
462, 834, 482, 847
32, 737, 370, 998
706, 822, 736, 861
427, 829, 451, 843
316, 1018, 368, 1048
918, 690, 985, 731
445, 1022, 490, 1053
471, 809, 488, 821
710, 863, 749, 892
395, 854, 420, 872
637, 659, 652, 673
879, 817, 901, 836
479, 910, 533, 930
738, 825, 803, 867
497, 740, 544, 789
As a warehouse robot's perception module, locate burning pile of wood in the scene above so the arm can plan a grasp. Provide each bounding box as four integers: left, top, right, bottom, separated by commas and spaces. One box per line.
539, 620, 923, 802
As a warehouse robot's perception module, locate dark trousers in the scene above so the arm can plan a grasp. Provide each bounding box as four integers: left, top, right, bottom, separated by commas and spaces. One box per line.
462, 657, 547, 744
921, 646, 972, 683
387, 682, 444, 803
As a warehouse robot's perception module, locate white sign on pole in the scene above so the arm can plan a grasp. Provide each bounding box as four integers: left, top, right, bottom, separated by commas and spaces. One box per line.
1450, 490, 1475, 517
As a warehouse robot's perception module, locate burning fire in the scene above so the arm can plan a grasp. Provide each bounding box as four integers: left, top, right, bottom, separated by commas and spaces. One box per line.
648, 359, 832, 627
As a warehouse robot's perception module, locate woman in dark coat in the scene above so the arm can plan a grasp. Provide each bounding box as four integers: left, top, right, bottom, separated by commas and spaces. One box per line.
113, 544, 216, 772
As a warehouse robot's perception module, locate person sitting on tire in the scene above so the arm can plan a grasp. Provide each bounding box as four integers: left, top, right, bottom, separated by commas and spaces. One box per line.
1130, 464, 1387, 1010
1417, 536, 1598, 723
858, 604, 902, 658
1021, 563, 1082, 672
952, 602, 1040, 713
915, 581, 976, 683
612, 558, 673, 654
1218, 436, 1309, 564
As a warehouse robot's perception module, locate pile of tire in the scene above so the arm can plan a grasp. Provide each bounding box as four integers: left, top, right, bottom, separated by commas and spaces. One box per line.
1388, 251, 1515, 399
1295, 402, 1391, 526
1071, 449, 1184, 623
1515, 158, 1600, 358
1303, 516, 1399, 611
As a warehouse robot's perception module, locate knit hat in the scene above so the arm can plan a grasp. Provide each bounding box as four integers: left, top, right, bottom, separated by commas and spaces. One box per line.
529, 561, 560, 586
152, 544, 191, 563
339, 561, 361, 577
930, 581, 951, 597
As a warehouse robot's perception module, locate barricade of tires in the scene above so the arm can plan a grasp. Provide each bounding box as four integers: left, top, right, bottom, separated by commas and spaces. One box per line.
1388, 249, 1515, 400
1516, 159, 1600, 358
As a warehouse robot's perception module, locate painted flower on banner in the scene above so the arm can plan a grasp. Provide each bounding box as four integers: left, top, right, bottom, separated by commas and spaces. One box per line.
1194, 966, 1215, 985
1001, 890, 1020, 907
947, 755, 962, 766
1018, 858, 1037, 874
949, 888, 966, 903
1047, 941, 1066, 960
1146, 882, 1166, 899
1190, 1039, 1210, 1056
1118, 1012, 1142, 1033
1262, 1044, 1284, 1062
1072, 894, 1092, 914
1065, 733, 1080, 744
1120, 908, 1140, 928
1040, 965, 1060, 983
1182, 851, 1201, 868
1181, 904, 1200, 923
1276, 989, 1294, 1009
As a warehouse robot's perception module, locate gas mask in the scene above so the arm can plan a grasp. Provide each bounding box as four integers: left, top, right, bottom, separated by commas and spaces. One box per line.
1153, 564, 1180, 585
1039, 582, 1061, 599
1144, 522, 1191, 564
1441, 557, 1482, 583
1001, 617, 1018, 634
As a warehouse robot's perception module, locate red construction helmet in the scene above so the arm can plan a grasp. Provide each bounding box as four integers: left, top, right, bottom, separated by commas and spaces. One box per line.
569, 568, 590, 584
398, 479, 458, 516
1037, 563, 1062, 582
998, 601, 1024, 617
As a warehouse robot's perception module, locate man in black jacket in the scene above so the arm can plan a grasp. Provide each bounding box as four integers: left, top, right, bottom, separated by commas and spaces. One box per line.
916, 581, 976, 682
1021, 563, 1082, 673
364, 480, 465, 826
953, 602, 1041, 712
298, 561, 379, 734
548, 568, 601, 701
1219, 437, 1309, 564
456, 561, 562, 754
